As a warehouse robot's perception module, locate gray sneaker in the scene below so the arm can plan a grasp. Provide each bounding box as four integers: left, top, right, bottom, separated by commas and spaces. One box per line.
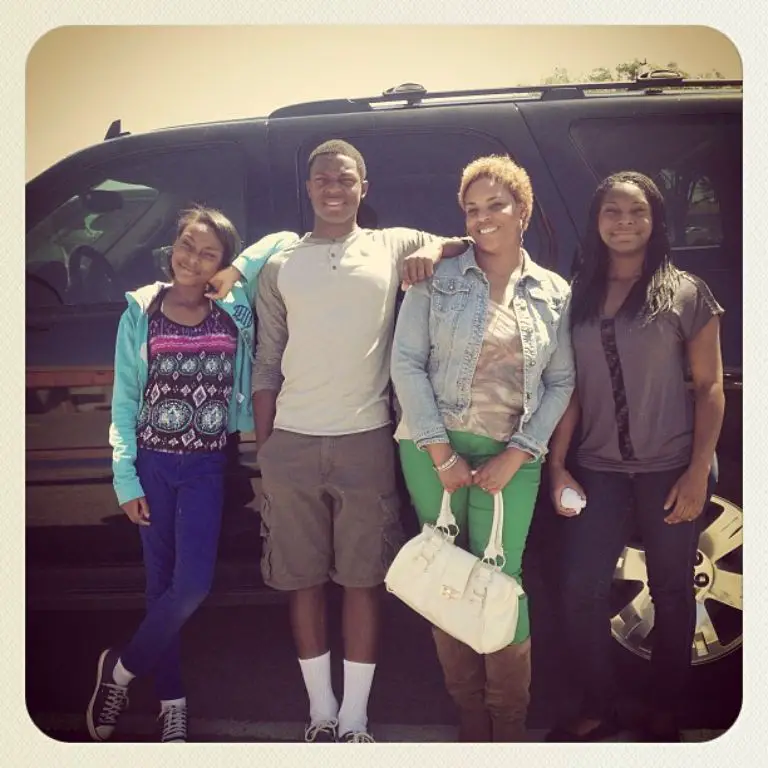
86, 649, 129, 741
160, 702, 188, 743
340, 730, 375, 743
304, 719, 338, 743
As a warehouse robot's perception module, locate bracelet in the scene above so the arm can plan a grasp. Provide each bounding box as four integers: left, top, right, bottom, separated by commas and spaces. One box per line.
434, 452, 459, 473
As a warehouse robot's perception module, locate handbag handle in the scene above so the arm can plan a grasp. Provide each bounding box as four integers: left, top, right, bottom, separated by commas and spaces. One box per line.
435, 490, 507, 570
434, 491, 460, 539
483, 493, 506, 570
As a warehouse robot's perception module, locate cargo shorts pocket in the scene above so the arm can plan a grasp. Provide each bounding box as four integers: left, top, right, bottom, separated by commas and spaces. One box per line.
256, 430, 279, 470
259, 493, 274, 582
379, 492, 406, 571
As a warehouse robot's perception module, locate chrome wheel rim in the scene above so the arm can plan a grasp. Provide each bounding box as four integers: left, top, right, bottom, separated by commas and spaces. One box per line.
610, 495, 743, 665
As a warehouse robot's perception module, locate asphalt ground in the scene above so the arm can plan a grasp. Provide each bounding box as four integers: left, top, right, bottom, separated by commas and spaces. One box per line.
26, 590, 740, 744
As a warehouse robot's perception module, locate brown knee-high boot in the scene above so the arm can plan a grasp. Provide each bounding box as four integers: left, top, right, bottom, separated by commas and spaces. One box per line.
484, 637, 532, 742
432, 627, 492, 742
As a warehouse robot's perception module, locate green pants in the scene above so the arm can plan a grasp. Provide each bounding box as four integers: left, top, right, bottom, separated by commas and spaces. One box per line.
399, 431, 542, 644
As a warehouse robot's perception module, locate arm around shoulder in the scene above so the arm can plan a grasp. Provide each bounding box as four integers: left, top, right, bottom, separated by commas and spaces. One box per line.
231, 231, 299, 284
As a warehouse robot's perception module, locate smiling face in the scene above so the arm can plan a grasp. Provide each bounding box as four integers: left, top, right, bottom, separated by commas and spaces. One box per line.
463, 176, 523, 253
306, 152, 368, 237
170, 221, 226, 288
598, 182, 653, 257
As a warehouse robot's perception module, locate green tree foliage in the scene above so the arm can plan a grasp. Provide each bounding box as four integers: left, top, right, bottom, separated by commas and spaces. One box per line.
698, 68, 726, 79
541, 59, 725, 85
586, 67, 614, 82
615, 58, 649, 81
543, 67, 571, 85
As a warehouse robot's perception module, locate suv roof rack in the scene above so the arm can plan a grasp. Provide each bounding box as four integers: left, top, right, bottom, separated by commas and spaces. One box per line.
269, 73, 742, 119
104, 119, 130, 140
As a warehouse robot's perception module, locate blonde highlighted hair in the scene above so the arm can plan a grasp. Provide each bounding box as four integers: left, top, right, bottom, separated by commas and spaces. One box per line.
458, 155, 534, 231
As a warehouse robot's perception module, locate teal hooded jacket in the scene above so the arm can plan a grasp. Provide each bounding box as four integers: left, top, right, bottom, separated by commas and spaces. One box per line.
109, 231, 298, 506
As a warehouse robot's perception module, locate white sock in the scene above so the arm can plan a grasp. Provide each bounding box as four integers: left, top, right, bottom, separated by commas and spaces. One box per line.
113, 657, 135, 687
160, 697, 187, 713
338, 659, 375, 736
298, 651, 338, 724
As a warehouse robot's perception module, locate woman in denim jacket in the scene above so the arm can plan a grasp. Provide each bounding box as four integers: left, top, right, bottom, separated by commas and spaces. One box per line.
391, 155, 575, 742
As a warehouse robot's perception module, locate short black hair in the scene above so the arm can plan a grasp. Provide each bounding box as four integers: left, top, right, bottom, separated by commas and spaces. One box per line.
307, 139, 367, 180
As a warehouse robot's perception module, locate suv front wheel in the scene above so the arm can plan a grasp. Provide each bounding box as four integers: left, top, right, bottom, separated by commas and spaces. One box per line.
610, 495, 743, 665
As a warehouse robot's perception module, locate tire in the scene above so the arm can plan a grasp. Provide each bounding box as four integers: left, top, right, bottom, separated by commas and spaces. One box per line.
609, 494, 743, 666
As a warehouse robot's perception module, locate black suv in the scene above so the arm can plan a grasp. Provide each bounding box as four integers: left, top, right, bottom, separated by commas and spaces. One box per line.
26, 75, 742, 674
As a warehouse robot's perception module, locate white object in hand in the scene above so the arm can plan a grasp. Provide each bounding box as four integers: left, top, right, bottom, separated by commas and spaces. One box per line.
560, 487, 586, 513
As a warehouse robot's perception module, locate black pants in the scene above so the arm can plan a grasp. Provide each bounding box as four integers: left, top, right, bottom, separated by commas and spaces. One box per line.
560, 461, 716, 720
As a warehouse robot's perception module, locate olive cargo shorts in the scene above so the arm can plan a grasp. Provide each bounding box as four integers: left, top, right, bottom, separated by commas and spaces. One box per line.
257, 426, 404, 590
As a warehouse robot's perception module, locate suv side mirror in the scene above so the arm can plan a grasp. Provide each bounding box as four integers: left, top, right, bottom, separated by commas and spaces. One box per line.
81, 189, 123, 213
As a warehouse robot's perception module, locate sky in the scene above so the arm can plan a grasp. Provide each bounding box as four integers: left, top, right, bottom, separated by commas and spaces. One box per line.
25, 25, 743, 180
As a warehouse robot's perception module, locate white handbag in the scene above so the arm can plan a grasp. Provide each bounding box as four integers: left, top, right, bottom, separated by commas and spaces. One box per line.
384, 490, 524, 654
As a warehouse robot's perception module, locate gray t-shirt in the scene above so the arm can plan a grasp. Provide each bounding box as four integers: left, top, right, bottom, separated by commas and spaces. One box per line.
573, 272, 724, 473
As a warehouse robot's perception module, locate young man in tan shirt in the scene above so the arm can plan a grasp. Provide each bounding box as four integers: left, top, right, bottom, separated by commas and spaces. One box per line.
213, 139, 467, 742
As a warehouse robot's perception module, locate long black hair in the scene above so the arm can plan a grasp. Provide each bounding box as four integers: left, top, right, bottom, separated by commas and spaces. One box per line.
571, 171, 680, 327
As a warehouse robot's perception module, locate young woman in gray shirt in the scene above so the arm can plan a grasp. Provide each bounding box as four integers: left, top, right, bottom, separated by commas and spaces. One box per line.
546, 171, 725, 743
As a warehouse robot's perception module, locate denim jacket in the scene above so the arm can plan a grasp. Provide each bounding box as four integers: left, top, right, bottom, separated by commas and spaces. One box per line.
391, 246, 575, 460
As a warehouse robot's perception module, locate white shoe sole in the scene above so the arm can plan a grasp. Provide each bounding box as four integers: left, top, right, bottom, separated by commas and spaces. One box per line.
86, 649, 111, 741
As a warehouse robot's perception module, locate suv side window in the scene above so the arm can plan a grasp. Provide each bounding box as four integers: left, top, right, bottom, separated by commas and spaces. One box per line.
26, 145, 247, 307
571, 114, 740, 252
570, 113, 742, 367
298, 131, 552, 260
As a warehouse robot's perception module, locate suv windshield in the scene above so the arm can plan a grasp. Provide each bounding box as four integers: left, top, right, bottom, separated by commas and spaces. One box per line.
26, 180, 160, 306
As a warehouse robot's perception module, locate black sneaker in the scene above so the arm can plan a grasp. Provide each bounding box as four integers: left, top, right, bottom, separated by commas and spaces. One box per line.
304, 719, 338, 743
340, 730, 376, 743
86, 649, 130, 741
160, 702, 188, 743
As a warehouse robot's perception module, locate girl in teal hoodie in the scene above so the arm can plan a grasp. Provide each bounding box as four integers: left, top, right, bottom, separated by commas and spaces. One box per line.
87, 205, 296, 743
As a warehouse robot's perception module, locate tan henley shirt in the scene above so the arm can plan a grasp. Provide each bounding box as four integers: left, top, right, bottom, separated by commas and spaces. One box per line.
252, 227, 438, 436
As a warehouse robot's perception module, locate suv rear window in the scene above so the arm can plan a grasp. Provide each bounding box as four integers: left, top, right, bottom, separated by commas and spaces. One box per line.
570, 114, 741, 252
571, 112, 742, 369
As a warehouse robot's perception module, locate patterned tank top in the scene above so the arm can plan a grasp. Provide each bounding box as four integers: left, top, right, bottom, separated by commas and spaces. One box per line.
444, 298, 525, 442
136, 299, 238, 453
